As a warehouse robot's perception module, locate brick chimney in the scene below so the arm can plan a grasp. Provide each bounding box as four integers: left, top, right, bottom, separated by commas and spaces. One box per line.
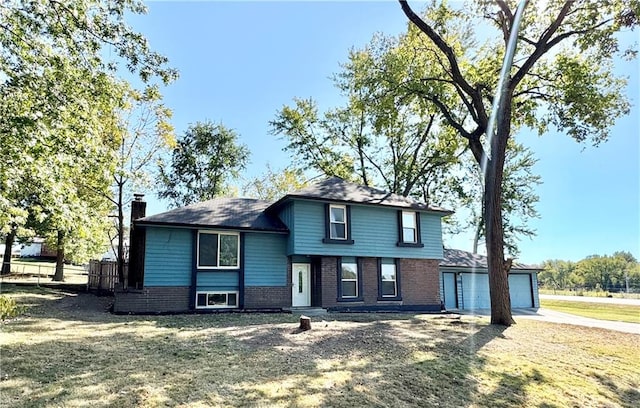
128, 194, 146, 289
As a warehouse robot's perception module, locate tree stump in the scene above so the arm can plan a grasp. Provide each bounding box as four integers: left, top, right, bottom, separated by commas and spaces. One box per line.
299, 315, 311, 331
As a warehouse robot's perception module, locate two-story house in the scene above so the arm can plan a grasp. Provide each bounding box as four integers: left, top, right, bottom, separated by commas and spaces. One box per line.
115, 177, 452, 313
113, 177, 539, 313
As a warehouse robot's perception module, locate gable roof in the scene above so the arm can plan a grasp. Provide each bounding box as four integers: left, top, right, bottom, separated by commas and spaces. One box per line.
267, 176, 453, 215
441, 248, 540, 271
136, 197, 288, 232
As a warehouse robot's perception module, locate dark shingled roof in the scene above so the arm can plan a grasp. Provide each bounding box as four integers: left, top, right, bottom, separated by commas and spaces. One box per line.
441, 248, 540, 270
268, 176, 453, 214
136, 197, 288, 232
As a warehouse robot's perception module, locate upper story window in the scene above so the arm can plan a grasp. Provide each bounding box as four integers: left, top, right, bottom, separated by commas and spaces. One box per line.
323, 204, 354, 244
197, 231, 239, 269
397, 210, 424, 247
402, 211, 417, 243
330, 205, 347, 239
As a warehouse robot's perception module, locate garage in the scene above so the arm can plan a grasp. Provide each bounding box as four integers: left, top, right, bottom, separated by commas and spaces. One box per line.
440, 249, 540, 310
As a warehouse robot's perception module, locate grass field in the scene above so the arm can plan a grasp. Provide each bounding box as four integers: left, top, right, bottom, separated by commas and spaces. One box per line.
1, 285, 639, 408
539, 288, 640, 299
540, 299, 640, 324
0, 258, 87, 285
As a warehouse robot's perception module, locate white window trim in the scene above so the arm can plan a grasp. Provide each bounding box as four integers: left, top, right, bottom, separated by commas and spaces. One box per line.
195, 291, 239, 309
381, 263, 397, 298
197, 230, 240, 269
401, 211, 417, 243
341, 262, 358, 298
329, 204, 348, 240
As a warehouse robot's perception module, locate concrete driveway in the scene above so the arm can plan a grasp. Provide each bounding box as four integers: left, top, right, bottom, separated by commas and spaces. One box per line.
513, 308, 640, 335
459, 308, 640, 334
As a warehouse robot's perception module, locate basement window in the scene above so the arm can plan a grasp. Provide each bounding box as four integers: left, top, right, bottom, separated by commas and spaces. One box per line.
195, 292, 238, 309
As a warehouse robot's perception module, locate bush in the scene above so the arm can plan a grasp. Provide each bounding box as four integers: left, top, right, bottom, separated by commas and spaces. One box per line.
0, 296, 23, 320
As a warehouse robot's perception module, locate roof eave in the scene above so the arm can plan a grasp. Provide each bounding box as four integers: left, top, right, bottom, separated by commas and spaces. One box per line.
135, 220, 289, 233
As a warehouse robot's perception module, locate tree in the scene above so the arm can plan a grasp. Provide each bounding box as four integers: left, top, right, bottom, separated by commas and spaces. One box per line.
270, 38, 465, 206
158, 121, 250, 207
0, 0, 177, 277
103, 85, 174, 284
539, 259, 576, 290
398, 0, 636, 324
242, 165, 308, 201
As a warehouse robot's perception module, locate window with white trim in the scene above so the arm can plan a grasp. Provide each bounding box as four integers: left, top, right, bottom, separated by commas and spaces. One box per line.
341, 261, 358, 298
197, 231, 239, 269
195, 291, 238, 309
401, 211, 417, 243
329, 205, 347, 240
380, 263, 397, 297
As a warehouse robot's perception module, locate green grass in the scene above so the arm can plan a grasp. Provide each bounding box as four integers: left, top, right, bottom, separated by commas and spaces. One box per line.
540, 299, 640, 324
539, 288, 640, 299
1, 284, 639, 408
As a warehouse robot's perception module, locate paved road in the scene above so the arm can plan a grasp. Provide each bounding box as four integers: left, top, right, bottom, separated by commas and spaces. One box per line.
539, 294, 640, 306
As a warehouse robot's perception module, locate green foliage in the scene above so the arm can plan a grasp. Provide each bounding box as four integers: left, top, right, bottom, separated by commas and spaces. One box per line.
242, 165, 308, 201
0, 296, 23, 320
0, 0, 177, 269
540, 252, 639, 291
158, 121, 250, 207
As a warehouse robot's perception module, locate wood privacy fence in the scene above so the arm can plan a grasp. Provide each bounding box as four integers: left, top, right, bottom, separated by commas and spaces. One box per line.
88, 260, 125, 293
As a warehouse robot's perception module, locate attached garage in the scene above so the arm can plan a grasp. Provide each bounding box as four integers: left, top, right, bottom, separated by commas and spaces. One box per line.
440, 249, 540, 310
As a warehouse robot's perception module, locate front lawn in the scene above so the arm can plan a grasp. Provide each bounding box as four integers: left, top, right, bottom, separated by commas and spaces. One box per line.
1, 285, 638, 408
540, 298, 640, 324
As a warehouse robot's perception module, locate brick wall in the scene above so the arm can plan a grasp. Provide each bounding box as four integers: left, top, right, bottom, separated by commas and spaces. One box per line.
244, 286, 290, 309
319, 256, 441, 310
113, 287, 190, 313
400, 258, 441, 306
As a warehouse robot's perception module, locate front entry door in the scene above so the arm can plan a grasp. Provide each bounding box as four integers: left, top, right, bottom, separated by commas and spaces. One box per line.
292, 263, 311, 307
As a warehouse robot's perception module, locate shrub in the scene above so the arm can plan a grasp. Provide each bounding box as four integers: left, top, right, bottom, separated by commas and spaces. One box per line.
0, 296, 23, 320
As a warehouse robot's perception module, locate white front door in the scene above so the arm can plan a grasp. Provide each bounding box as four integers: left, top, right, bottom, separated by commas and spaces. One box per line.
292, 263, 311, 307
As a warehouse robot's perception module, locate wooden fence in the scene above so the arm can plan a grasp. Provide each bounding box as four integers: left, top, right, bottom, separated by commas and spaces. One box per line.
88, 260, 126, 293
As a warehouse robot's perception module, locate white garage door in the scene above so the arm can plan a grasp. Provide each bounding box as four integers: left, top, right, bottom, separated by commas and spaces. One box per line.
509, 274, 533, 308
460, 273, 491, 309
460, 273, 533, 310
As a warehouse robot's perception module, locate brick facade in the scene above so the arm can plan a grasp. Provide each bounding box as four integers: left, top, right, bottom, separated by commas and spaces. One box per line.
317, 256, 441, 311
244, 286, 290, 309
114, 287, 190, 313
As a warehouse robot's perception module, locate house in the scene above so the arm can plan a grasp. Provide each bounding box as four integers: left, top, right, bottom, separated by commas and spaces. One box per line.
440, 249, 540, 310
113, 177, 540, 313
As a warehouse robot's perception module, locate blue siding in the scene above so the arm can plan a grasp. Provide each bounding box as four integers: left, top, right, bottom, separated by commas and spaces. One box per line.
277, 203, 295, 254
144, 227, 192, 286
197, 271, 238, 289
290, 200, 444, 259
245, 232, 288, 286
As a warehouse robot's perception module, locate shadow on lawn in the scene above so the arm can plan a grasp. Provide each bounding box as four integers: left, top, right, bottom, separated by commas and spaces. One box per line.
10, 286, 628, 407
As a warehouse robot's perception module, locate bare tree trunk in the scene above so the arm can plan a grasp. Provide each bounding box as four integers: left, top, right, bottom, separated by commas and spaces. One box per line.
472, 215, 483, 254
485, 105, 515, 326
53, 231, 65, 281
117, 179, 125, 286
1, 228, 16, 275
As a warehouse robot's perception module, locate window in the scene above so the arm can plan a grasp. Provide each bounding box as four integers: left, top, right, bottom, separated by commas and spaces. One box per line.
323, 204, 354, 244
330, 205, 347, 239
378, 258, 401, 300
341, 261, 358, 298
196, 291, 238, 309
380, 263, 397, 297
402, 211, 417, 243
197, 231, 239, 268
397, 211, 424, 247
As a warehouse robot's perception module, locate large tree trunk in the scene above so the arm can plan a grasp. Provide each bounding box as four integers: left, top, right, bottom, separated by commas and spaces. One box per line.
484, 103, 515, 326
53, 230, 65, 281
1, 228, 16, 275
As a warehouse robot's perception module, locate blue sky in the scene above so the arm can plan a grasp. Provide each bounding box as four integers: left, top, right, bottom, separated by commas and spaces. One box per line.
128, 1, 639, 265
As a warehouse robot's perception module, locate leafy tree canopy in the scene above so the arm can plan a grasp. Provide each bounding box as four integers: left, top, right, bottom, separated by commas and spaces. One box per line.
158, 121, 250, 208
